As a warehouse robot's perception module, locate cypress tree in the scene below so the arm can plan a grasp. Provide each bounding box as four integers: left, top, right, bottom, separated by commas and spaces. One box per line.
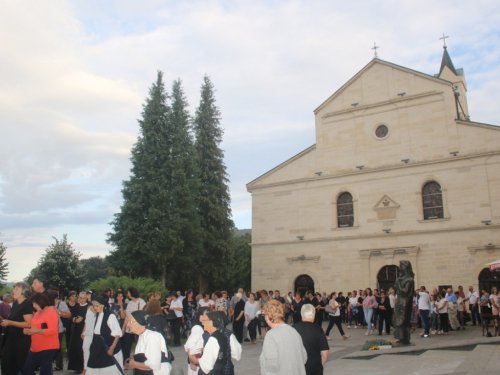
193, 76, 235, 292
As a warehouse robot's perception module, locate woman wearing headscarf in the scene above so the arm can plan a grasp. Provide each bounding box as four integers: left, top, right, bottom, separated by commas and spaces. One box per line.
86, 297, 123, 375
20, 292, 60, 375
68, 292, 89, 373
184, 307, 210, 375
126, 310, 171, 375
188, 311, 235, 375
81, 291, 98, 375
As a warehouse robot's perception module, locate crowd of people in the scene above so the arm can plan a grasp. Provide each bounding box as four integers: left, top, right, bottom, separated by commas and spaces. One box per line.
0, 277, 499, 375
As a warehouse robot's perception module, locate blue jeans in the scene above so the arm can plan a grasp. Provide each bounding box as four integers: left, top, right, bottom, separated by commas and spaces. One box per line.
431, 311, 441, 331
364, 308, 374, 331
471, 304, 482, 325
349, 307, 358, 326
20, 349, 58, 375
420, 309, 430, 335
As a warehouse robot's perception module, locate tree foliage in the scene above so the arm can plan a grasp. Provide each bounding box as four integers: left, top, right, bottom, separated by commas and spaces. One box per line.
25, 235, 87, 297
193, 76, 235, 291
107, 73, 202, 289
88, 276, 169, 300
224, 232, 251, 293
0, 240, 9, 287
80, 256, 110, 284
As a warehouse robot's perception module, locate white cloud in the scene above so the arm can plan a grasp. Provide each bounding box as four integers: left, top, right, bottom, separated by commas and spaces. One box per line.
1, 0, 499, 280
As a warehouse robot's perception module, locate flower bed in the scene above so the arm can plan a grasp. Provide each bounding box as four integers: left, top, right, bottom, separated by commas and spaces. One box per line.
361, 339, 394, 351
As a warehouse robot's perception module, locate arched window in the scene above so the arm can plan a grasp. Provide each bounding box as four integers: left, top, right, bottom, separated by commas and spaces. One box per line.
422, 181, 444, 220
337, 192, 354, 227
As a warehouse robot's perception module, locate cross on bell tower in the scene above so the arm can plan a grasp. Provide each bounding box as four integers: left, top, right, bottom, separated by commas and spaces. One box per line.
372, 42, 380, 58
439, 33, 449, 48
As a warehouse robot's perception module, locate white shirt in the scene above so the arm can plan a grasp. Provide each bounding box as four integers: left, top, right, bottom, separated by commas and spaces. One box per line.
467, 291, 479, 305
170, 299, 183, 318
184, 325, 204, 357
198, 299, 215, 308
437, 299, 448, 313
94, 313, 122, 337
418, 292, 430, 310
389, 294, 396, 308
330, 300, 340, 316
349, 297, 358, 307
199, 332, 241, 374
135, 329, 171, 375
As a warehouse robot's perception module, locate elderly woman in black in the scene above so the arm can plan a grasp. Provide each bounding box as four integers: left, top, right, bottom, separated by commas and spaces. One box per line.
0, 281, 33, 375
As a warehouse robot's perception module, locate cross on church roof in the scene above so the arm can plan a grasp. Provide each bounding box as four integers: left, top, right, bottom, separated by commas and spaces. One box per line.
439, 33, 449, 48
372, 42, 380, 58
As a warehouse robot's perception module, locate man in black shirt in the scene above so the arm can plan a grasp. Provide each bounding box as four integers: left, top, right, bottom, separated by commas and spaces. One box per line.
293, 304, 330, 375
31, 275, 55, 306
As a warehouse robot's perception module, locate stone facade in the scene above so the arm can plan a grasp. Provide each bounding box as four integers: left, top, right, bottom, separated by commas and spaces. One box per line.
247, 51, 500, 295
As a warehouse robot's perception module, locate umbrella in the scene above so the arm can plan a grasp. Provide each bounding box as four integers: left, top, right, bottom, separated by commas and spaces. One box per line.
486, 260, 500, 271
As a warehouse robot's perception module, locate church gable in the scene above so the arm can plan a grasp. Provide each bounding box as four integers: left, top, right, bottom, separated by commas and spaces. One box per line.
315, 59, 452, 117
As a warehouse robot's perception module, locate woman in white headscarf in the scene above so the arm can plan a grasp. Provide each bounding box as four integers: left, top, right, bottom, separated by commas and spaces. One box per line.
86, 297, 123, 375
126, 310, 171, 375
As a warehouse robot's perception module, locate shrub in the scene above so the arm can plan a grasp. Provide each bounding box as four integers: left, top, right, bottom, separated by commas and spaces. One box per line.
88, 276, 169, 300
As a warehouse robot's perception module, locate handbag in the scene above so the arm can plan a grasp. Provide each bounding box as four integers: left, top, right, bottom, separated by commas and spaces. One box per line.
325, 302, 338, 315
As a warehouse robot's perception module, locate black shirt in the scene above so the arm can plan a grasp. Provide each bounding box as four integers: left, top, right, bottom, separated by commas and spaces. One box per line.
304, 297, 318, 307
293, 322, 329, 375
274, 297, 285, 304
8, 298, 33, 337
337, 296, 346, 310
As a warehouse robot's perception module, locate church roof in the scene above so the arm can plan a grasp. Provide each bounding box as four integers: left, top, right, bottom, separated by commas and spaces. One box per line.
439, 47, 458, 76
246, 144, 316, 188
314, 58, 452, 115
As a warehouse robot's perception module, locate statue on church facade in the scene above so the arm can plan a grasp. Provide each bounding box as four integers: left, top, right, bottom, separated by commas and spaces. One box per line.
392, 260, 415, 347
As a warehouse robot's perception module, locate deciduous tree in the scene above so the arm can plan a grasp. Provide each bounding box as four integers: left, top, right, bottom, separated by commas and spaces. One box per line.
25, 235, 86, 297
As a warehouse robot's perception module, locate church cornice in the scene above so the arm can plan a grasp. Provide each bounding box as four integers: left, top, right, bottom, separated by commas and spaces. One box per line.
247, 150, 500, 192
321, 90, 444, 119
250, 223, 499, 247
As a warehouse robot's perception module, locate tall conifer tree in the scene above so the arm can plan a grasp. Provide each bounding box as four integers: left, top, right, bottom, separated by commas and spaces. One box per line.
108, 75, 203, 288
193, 76, 234, 292
107, 71, 172, 280
163, 79, 202, 288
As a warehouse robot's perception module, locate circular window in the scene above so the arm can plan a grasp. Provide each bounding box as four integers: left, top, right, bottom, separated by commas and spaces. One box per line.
375, 125, 389, 138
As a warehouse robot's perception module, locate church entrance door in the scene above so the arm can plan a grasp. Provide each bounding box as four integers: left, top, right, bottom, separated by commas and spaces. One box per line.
294, 274, 314, 297
377, 265, 400, 292
478, 268, 500, 295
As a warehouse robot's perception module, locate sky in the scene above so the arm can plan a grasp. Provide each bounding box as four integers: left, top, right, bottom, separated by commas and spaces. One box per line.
1, 0, 500, 281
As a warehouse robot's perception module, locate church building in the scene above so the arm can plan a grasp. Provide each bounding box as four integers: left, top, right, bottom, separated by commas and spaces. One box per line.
247, 46, 500, 295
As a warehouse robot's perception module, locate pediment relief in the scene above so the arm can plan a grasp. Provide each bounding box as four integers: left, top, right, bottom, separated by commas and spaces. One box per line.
373, 194, 400, 221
